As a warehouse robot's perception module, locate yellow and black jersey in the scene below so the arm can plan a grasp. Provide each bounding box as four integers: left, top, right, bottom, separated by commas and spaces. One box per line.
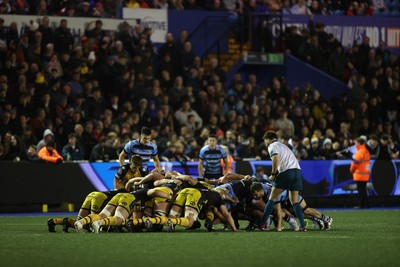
161, 182, 180, 195
114, 163, 143, 188
131, 188, 152, 206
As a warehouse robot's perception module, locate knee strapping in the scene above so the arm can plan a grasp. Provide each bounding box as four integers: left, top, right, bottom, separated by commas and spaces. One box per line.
114, 210, 125, 221
169, 210, 181, 218
101, 209, 112, 217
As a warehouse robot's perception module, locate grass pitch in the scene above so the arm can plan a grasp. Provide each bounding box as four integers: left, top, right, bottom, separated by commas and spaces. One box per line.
0, 210, 399, 267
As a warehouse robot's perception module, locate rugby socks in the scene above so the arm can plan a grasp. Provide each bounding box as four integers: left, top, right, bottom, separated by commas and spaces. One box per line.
51, 218, 63, 225
66, 218, 76, 226
81, 214, 101, 225
293, 203, 306, 228
147, 216, 167, 225
320, 214, 330, 223
262, 200, 275, 224
169, 218, 190, 227
132, 218, 144, 225
206, 211, 214, 222
124, 218, 144, 225
98, 217, 117, 227
283, 214, 294, 223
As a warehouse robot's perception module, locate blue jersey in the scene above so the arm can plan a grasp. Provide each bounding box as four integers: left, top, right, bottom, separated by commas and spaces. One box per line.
123, 139, 158, 171
217, 183, 236, 211
199, 145, 227, 178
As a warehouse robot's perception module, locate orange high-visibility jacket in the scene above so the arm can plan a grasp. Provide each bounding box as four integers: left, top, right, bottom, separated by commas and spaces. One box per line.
350, 144, 371, 182
38, 147, 64, 164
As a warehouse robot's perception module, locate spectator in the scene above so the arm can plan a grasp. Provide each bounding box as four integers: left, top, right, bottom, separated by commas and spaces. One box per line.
307, 136, 322, 159
27, 144, 41, 162
174, 99, 203, 129
38, 141, 63, 164
4, 134, 27, 161
168, 76, 187, 110
289, 136, 308, 160
20, 125, 38, 148
77, 1, 93, 17
125, 0, 141, 8
54, 19, 74, 54
320, 138, 335, 159
234, 133, 250, 160
36, 128, 54, 151
184, 0, 203, 10
366, 134, 380, 159
275, 109, 295, 138
89, 136, 117, 162
255, 166, 269, 183
377, 134, 399, 159
328, 45, 347, 81
61, 133, 85, 161
291, 0, 311, 14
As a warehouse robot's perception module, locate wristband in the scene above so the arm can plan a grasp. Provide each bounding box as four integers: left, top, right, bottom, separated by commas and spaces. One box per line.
271, 172, 278, 176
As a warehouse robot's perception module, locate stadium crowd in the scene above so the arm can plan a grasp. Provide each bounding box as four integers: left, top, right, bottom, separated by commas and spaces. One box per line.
0, 1, 399, 164
0, 0, 398, 17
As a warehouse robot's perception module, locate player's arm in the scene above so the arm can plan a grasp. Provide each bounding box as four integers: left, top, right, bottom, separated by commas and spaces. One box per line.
147, 188, 172, 201
119, 150, 127, 166
114, 165, 129, 189
198, 158, 204, 178
175, 174, 199, 186
223, 193, 239, 204
222, 157, 228, 174
154, 178, 175, 187
269, 154, 280, 181
137, 172, 164, 185
152, 154, 161, 171
219, 173, 246, 184
218, 204, 238, 232
125, 177, 144, 191
114, 177, 123, 189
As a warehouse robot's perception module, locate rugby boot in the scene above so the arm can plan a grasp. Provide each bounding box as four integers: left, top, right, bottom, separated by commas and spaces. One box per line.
47, 218, 56, 233
166, 219, 175, 232
204, 218, 215, 232
184, 220, 201, 230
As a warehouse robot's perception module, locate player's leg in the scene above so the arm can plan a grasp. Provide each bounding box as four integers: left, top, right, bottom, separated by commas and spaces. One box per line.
144, 187, 173, 231
261, 186, 284, 225
92, 207, 130, 233
74, 193, 121, 233
288, 190, 306, 230
300, 199, 332, 230
166, 189, 201, 231
168, 206, 199, 229
288, 169, 306, 230
93, 193, 136, 233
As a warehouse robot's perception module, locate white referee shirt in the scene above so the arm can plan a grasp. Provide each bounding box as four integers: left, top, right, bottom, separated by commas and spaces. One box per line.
268, 141, 301, 173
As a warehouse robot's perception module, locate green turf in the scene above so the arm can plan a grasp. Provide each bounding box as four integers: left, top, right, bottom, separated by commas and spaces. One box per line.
0, 210, 399, 267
